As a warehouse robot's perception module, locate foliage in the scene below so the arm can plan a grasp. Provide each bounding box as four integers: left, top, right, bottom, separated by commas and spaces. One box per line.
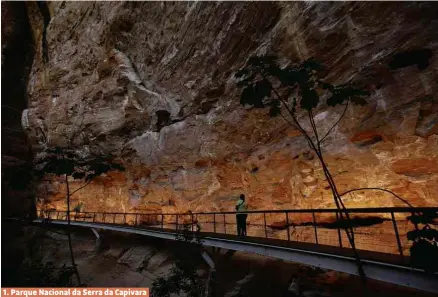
407, 211, 438, 273
235, 55, 371, 288
235, 56, 369, 119
152, 225, 206, 297
407, 211, 438, 225
34, 146, 125, 286
7, 259, 77, 287
35, 147, 125, 182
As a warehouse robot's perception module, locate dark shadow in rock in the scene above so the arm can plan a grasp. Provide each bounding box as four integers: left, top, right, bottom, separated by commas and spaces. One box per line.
388, 49, 433, 70
317, 216, 387, 229
155, 110, 171, 132
269, 216, 387, 230
36, 1, 51, 63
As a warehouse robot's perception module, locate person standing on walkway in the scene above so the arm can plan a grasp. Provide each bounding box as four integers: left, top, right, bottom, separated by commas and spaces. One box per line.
235, 194, 248, 238
73, 201, 84, 217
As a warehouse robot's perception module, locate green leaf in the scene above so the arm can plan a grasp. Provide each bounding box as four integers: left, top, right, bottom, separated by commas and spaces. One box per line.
327, 84, 370, 107
350, 96, 368, 106
72, 172, 85, 179
300, 87, 319, 110
326, 93, 345, 107
255, 79, 272, 99
55, 159, 75, 176
85, 173, 97, 182
248, 55, 278, 68
235, 68, 248, 78
111, 163, 126, 171
406, 228, 438, 241
320, 81, 334, 90
240, 83, 266, 108
269, 101, 281, 117
302, 58, 324, 71
408, 212, 438, 225
240, 86, 255, 106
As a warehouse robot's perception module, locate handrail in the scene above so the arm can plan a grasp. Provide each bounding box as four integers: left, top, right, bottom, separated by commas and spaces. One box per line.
35, 207, 438, 274
36, 207, 438, 216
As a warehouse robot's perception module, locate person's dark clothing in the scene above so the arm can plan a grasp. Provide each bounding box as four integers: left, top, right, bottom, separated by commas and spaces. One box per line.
236, 198, 247, 237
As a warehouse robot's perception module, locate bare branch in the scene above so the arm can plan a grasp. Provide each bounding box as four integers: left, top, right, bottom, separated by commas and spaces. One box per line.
70, 179, 92, 197
339, 187, 414, 208
320, 101, 349, 144
308, 110, 321, 153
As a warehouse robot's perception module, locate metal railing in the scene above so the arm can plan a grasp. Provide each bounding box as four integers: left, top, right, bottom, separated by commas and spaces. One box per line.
37, 207, 438, 259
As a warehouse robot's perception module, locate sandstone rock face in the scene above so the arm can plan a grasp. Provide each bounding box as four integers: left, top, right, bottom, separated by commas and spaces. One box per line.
22, 2, 438, 214
392, 158, 438, 176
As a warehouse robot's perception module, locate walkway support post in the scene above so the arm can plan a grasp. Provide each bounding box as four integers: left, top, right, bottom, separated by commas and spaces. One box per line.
312, 212, 318, 244
91, 228, 102, 253
286, 212, 290, 241
223, 214, 226, 234
202, 250, 216, 297
336, 210, 342, 248
391, 211, 404, 257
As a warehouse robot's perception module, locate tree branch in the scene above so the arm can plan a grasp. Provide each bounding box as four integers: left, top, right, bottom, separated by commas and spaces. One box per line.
320, 101, 349, 144
279, 110, 296, 128
70, 180, 92, 197
339, 187, 414, 208
309, 109, 321, 153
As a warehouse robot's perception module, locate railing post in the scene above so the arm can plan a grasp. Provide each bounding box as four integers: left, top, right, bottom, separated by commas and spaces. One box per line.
391, 211, 404, 257
336, 211, 343, 248
93, 212, 96, 223
223, 214, 226, 234
102, 212, 106, 223
191, 214, 194, 232
123, 213, 126, 225
312, 212, 318, 245
113, 213, 116, 224
161, 214, 164, 229
56, 211, 59, 220
176, 214, 179, 230
264, 213, 268, 238
213, 214, 216, 233
286, 212, 290, 241
135, 214, 138, 226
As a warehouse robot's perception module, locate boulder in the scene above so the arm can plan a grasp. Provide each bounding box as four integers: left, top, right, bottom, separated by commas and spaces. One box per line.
145, 252, 169, 272
117, 246, 155, 271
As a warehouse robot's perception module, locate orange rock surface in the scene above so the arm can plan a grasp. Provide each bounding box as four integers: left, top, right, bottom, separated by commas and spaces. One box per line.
19, 2, 437, 216
392, 158, 438, 176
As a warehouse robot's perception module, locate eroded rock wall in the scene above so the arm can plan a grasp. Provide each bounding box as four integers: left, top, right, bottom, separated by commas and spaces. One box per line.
24, 2, 438, 213
1, 1, 35, 217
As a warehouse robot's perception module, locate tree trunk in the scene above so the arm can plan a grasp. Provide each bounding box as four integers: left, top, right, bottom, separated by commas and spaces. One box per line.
315, 151, 367, 290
